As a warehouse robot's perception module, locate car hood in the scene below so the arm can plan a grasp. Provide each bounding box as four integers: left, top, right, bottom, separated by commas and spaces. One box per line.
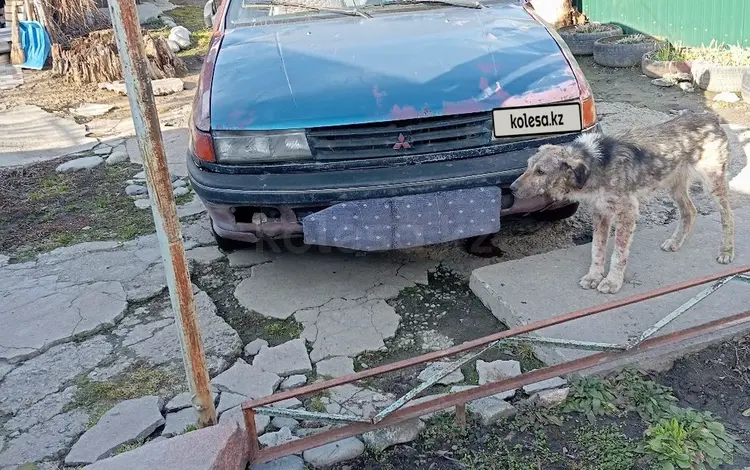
210, 2, 579, 131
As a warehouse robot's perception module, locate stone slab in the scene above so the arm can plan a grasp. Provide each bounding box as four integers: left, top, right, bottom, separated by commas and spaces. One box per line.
315, 356, 355, 378
296, 298, 400, 362
253, 339, 312, 377
65, 396, 165, 465
211, 359, 281, 399
81, 422, 247, 470
470, 207, 750, 368
126, 128, 189, 177
303, 437, 364, 468
251, 456, 305, 470
73, 103, 116, 118
0, 105, 99, 167
162, 407, 198, 437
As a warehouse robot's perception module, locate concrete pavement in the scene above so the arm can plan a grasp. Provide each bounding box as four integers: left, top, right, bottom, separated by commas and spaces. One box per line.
471, 206, 750, 371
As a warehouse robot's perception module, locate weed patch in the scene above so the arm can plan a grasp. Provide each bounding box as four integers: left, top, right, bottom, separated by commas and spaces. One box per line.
262, 318, 304, 341
562, 376, 620, 422
644, 409, 744, 470
67, 365, 180, 427
0, 159, 154, 262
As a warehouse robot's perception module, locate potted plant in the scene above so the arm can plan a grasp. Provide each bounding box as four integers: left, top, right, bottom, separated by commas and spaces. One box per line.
558, 22, 623, 55
688, 41, 750, 93
642, 42, 693, 79
593, 34, 665, 68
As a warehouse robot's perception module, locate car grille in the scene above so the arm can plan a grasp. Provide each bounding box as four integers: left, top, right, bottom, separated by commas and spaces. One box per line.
307, 112, 493, 161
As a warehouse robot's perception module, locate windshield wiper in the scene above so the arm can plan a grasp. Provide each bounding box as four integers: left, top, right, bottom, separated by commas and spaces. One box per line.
378, 0, 485, 9
243, 1, 373, 18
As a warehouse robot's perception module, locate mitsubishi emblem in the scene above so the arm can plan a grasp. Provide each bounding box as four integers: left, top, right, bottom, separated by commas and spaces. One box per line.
392, 133, 412, 150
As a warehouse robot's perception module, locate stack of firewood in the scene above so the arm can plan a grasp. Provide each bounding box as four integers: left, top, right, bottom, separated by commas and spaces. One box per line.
13, 0, 185, 84
51, 29, 186, 85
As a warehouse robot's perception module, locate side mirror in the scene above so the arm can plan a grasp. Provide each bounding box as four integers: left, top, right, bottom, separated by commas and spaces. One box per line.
203, 0, 217, 27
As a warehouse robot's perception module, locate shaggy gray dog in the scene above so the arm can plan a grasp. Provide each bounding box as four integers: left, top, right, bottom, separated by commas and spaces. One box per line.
510, 112, 735, 294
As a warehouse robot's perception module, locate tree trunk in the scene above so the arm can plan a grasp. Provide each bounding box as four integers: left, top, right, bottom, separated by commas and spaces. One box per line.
530, 0, 587, 28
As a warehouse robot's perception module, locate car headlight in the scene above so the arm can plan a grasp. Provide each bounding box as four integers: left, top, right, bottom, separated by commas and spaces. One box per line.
213, 131, 312, 163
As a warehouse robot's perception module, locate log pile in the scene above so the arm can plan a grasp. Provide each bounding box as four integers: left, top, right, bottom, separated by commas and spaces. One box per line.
25, 0, 185, 84
51, 29, 186, 85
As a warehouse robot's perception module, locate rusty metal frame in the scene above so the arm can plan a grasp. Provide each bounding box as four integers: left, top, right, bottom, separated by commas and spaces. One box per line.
242, 265, 750, 464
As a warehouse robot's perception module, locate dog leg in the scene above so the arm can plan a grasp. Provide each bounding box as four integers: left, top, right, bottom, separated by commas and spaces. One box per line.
661, 182, 697, 252
708, 171, 735, 264
598, 200, 638, 294
580, 210, 613, 289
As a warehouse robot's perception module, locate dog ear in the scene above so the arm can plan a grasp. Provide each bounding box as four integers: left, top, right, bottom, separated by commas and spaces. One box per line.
565, 160, 590, 189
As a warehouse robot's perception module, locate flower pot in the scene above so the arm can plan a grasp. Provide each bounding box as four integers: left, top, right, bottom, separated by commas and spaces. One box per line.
558, 23, 623, 56
691, 60, 750, 93
641, 51, 692, 79
593, 35, 665, 68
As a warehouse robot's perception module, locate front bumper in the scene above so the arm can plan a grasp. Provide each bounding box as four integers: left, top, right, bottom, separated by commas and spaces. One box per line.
188, 125, 599, 243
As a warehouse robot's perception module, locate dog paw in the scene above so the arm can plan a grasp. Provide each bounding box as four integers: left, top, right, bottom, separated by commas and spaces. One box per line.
717, 250, 735, 264
661, 238, 681, 252
597, 277, 623, 294
579, 273, 604, 289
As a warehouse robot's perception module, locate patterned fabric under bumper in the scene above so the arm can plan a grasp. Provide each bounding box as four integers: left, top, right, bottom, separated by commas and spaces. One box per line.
302, 187, 502, 251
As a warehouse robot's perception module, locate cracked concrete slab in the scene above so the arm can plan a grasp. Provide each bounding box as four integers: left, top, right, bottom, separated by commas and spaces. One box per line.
0, 241, 166, 363
126, 290, 242, 375
470, 207, 750, 369
0, 223, 220, 364
234, 252, 432, 320
0, 105, 99, 168
0, 336, 113, 415
296, 298, 401, 363
4, 386, 79, 433
126, 129, 189, 177
0, 409, 90, 467
324, 384, 395, 418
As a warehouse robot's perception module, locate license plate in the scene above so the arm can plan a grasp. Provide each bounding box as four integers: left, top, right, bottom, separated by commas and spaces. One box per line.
302, 187, 502, 251
492, 103, 582, 138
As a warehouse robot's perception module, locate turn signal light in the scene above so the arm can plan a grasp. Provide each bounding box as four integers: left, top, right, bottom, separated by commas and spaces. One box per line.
582, 96, 597, 129
190, 125, 216, 163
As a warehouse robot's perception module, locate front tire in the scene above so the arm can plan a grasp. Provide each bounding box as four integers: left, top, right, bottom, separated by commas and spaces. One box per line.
531, 202, 579, 221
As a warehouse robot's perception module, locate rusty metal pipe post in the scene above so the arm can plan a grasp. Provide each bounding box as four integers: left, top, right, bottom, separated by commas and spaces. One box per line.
108, 0, 217, 427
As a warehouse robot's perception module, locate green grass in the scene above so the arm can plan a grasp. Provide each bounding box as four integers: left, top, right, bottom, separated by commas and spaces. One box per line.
557, 369, 744, 470
650, 43, 689, 62
178, 30, 212, 58
572, 425, 641, 470
29, 174, 70, 201
307, 391, 330, 413
562, 376, 620, 423
66, 365, 180, 428
183, 423, 199, 433
262, 319, 304, 341
684, 40, 750, 66
115, 440, 146, 455
151, 6, 212, 58
613, 34, 655, 45
1, 161, 156, 263
573, 22, 613, 34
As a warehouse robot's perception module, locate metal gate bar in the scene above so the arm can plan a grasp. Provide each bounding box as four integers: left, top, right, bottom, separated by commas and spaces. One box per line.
241, 265, 750, 464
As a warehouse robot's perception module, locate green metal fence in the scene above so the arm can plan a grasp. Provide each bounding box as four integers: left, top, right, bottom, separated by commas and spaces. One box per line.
575, 0, 749, 48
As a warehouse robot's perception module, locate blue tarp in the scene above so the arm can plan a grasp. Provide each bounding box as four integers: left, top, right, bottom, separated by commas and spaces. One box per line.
18, 20, 51, 70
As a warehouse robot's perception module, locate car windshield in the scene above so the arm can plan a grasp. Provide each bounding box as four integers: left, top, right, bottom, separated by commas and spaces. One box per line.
226, 0, 489, 27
